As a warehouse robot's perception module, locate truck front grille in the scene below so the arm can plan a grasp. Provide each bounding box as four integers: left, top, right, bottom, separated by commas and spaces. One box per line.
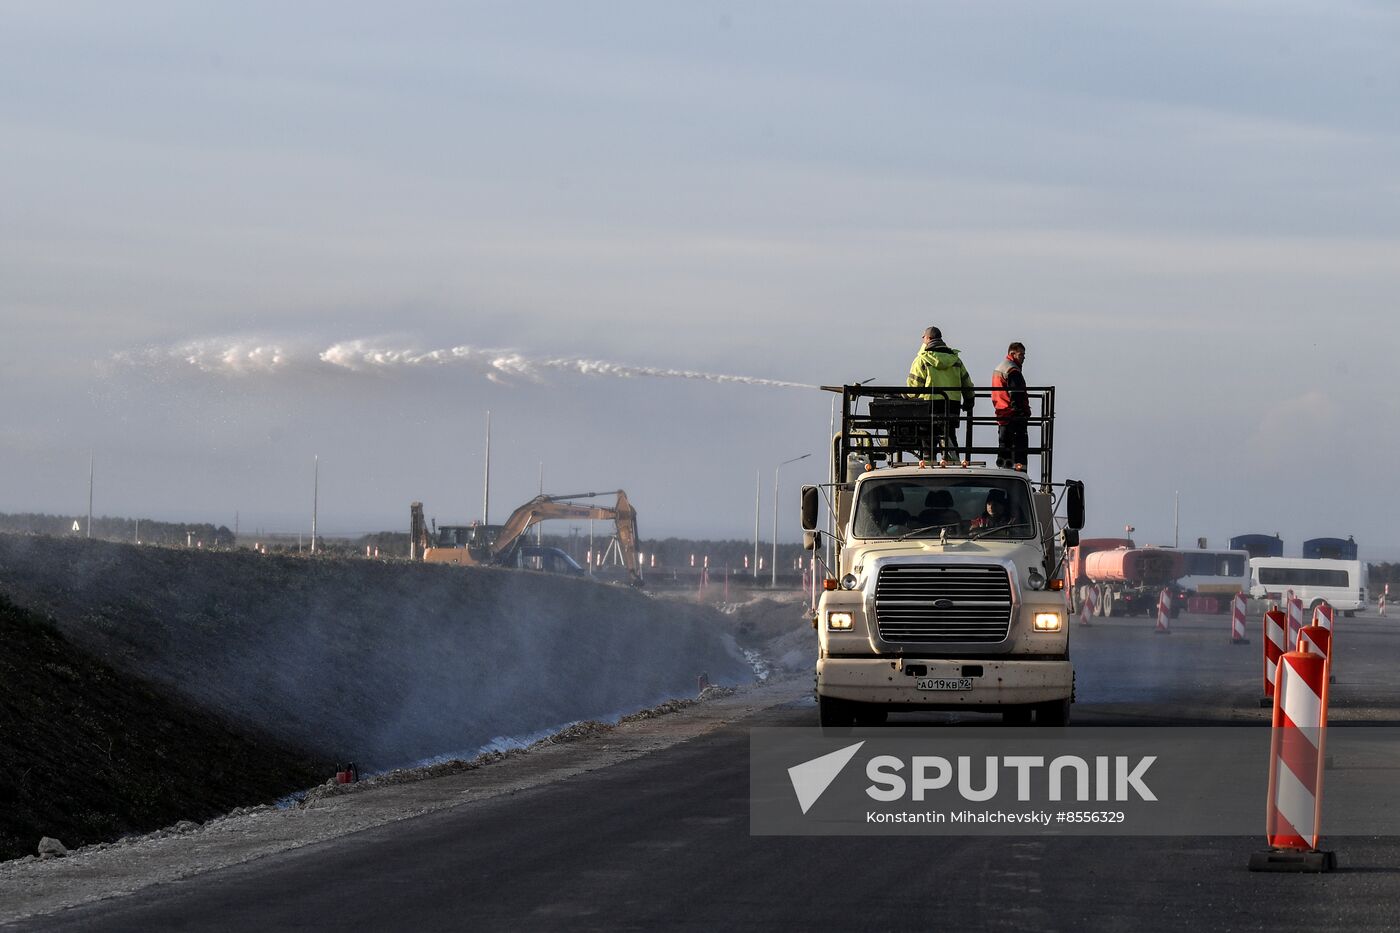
874, 565, 1014, 643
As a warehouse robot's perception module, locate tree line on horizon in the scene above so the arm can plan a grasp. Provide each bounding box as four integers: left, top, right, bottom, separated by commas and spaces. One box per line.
0, 514, 810, 570
0, 513, 235, 548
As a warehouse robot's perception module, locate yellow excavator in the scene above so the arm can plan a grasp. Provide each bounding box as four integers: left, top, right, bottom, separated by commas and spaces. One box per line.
411, 490, 642, 585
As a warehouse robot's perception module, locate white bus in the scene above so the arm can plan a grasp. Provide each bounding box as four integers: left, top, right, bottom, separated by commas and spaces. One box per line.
1175, 548, 1250, 598
1248, 557, 1368, 615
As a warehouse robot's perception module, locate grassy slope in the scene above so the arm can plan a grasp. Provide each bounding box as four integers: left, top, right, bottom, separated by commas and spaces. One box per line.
0, 596, 325, 862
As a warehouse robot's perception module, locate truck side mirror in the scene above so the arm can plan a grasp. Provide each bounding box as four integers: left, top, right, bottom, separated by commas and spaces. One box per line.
1065, 480, 1085, 530
800, 485, 819, 531
803, 530, 823, 552
1062, 528, 1079, 548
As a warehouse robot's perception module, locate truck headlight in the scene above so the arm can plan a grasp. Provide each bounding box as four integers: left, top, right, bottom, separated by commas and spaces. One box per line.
840, 573, 859, 591
1027, 568, 1046, 591
1032, 612, 1062, 632
827, 611, 855, 631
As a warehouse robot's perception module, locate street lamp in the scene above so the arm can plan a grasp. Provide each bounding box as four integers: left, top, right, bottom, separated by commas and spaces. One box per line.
753, 470, 761, 580
773, 453, 811, 587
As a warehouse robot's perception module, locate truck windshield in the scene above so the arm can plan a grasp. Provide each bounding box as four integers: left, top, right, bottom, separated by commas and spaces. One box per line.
852, 477, 1036, 540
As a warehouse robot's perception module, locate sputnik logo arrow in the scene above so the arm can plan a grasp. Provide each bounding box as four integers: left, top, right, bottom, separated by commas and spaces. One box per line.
788, 742, 865, 814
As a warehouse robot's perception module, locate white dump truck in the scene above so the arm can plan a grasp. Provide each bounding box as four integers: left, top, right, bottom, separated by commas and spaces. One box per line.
800, 384, 1084, 726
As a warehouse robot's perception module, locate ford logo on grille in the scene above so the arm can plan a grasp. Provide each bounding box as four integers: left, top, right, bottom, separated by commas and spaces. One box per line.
933, 598, 956, 609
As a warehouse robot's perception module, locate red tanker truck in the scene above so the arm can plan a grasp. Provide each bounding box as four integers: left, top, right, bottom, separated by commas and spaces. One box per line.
1066, 539, 1185, 618
1065, 537, 1132, 607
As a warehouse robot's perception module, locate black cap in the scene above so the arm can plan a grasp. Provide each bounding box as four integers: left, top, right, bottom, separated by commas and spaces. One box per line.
923, 326, 941, 341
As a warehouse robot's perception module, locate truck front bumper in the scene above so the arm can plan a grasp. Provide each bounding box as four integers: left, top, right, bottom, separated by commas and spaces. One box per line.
817, 657, 1073, 707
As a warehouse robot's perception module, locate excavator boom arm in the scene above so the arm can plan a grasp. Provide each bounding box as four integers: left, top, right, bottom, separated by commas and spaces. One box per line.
490, 491, 642, 583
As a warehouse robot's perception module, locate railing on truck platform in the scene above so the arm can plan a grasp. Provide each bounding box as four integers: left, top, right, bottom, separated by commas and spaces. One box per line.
820, 384, 1057, 490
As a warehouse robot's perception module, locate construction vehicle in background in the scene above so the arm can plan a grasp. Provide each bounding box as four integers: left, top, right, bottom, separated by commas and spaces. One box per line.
800, 383, 1084, 726
1079, 546, 1183, 618
410, 491, 642, 585
1064, 536, 1134, 609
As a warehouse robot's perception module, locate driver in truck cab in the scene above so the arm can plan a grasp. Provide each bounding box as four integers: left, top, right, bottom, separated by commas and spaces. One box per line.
969, 489, 1013, 530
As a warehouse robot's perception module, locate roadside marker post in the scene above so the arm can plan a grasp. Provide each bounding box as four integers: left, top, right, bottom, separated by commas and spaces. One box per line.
1230, 592, 1250, 645
1154, 588, 1171, 634
1312, 601, 1334, 631
1298, 622, 1336, 685
1260, 608, 1287, 708
1286, 596, 1305, 654
1079, 586, 1095, 627
1297, 624, 1331, 663
1250, 643, 1335, 872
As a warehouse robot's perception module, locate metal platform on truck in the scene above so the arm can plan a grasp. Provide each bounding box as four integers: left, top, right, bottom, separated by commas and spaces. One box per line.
821, 384, 1057, 489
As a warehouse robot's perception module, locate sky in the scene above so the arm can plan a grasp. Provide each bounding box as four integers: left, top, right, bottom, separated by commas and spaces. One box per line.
2, 1, 1398, 553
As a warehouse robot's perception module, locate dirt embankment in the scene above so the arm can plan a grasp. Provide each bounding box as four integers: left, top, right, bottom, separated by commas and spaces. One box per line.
0, 529, 756, 857
0, 594, 325, 862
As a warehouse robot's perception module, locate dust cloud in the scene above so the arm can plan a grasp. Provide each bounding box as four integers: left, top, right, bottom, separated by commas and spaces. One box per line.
113, 338, 816, 390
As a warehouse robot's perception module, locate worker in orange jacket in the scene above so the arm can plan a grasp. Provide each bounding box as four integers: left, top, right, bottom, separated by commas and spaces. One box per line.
991, 342, 1030, 470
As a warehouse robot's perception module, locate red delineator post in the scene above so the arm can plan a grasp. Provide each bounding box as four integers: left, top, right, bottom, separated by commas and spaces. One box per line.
1286, 595, 1305, 652
1154, 588, 1171, 634
1251, 644, 1335, 871
1260, 608, 1287, 707
1231, 592, 1250, 645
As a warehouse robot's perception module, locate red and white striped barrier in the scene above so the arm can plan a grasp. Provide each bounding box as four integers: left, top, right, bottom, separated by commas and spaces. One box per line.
1154, 588, 1171, 634
1286, 595, 1305, 652
1251, 642, 1334, 871
1079, 585, 1096, 626
1299, 621, 1336, 684
1260, 608, 1287, 707
1230, 592, 1250, 645
1312, 601, 1334, 632
1298, 623, 1331, 661
1381, 592, 1387, 618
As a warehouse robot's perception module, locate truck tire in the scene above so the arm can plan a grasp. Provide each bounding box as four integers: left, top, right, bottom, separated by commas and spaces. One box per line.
1101, 589, 1116, 618
1035, 698, 1071, 726
818, 694, 856, 728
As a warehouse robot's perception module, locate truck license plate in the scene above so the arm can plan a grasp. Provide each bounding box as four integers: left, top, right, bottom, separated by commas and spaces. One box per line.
916, 677, 972, 691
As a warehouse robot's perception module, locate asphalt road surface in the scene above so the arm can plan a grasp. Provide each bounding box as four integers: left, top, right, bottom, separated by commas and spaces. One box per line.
15, 609, 1400, 932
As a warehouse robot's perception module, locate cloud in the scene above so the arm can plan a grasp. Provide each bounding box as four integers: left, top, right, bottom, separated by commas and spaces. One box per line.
1245, 390, 1344, 459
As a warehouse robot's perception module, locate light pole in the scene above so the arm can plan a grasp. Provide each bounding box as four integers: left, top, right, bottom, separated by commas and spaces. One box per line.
772, 453, 811, 587
752, 470, 761, 579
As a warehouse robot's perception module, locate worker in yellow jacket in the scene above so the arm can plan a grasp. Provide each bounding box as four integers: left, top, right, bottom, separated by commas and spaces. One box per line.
907, 326, 976, 461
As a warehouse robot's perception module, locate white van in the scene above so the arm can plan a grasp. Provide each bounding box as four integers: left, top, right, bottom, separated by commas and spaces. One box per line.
1248, 557, 1367, 615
